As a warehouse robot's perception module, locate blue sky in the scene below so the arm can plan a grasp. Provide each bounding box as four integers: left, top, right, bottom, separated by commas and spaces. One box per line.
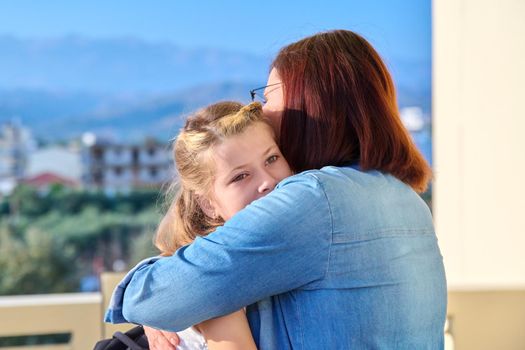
0, 0, 431, 61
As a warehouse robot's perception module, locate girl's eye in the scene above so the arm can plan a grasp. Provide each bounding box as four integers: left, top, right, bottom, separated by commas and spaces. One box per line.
231, 173, 249, 183
266, 155, 279, 165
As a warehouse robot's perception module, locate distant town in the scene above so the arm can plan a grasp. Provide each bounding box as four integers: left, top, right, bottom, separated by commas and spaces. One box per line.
0, 105, 431, 199
0, 120, 174, 197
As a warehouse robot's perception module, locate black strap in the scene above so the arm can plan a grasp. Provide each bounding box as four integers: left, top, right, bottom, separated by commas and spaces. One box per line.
93, 325, 148, 350
113, 331, 147, 350
93, 339, 113, 350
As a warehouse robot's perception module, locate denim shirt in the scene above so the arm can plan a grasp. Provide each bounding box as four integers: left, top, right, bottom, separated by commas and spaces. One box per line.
105, 166, 447, 349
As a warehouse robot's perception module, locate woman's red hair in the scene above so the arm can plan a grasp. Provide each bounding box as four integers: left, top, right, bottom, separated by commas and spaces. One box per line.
272, 30, 431, 193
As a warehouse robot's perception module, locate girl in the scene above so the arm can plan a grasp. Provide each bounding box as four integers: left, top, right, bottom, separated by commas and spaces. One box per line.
148, 101, 292, 349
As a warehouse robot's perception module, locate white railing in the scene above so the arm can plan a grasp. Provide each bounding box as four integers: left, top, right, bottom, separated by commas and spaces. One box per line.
0, 293, 102, 350
8, 276, 525, 350
0, 274, 130, 350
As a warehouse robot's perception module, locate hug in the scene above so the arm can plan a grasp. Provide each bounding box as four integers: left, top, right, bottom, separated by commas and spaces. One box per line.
105, 29, 447, 350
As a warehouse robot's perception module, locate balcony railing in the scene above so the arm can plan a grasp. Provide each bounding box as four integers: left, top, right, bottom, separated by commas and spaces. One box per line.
0, 293, 102, 349
0, 273, 130, 350
1, 273, 524, 350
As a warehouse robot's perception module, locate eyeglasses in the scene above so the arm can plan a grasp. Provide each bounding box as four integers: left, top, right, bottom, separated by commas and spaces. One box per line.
249, 82, 282, 104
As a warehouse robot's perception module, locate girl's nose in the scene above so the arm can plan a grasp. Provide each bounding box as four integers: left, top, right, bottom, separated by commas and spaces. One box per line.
258, 173, 277, 193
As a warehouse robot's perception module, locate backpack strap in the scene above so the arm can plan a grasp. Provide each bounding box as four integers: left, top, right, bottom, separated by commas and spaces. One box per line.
93, 338, 114, 350
113, 329, 148, 350
93, 325, 148, 350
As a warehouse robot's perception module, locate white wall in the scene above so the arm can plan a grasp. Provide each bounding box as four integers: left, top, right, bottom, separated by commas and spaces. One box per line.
27, 146, 82, 181
433, 0, 525, 289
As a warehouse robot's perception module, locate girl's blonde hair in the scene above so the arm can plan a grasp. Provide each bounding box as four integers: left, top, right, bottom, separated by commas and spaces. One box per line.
155, 101, 270, 256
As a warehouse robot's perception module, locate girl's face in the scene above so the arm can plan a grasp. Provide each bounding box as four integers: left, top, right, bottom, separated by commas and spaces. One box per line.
205, 122, 292, 221
262, 68, 285, 135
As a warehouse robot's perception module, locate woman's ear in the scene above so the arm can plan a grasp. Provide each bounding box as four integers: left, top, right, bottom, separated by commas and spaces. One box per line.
195, 195, 217, 219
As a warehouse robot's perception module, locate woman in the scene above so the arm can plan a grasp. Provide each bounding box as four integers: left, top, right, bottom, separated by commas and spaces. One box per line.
106, 30, 447, 349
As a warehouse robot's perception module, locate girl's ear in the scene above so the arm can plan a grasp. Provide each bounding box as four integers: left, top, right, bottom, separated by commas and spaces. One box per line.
195, 195, 217, 219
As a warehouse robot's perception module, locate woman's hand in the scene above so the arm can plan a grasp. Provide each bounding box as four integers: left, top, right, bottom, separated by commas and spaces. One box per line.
144, 326, 180, 350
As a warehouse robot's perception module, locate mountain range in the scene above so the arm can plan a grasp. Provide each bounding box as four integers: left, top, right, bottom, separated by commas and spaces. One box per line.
0, 35, 431, 142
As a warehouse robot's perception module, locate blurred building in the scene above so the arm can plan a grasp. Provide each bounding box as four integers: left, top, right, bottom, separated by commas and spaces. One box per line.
401, 106, 432, 165
21, 172, 80, 192
82, 134, 173, 193
0, 120, 36, 195
26, 145, 83, 184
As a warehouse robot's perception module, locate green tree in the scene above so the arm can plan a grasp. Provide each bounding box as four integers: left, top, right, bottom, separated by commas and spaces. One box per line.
0, 225, 77, 295
0, 186, 163, 295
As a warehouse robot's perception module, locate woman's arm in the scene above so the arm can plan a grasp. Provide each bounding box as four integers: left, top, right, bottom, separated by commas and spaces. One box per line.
196, 310, 257, 350
106, 173, 332, 331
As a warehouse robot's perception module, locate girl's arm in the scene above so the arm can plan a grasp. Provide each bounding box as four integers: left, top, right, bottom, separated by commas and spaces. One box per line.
196, 310, 257, 350
143, 310, 256, 350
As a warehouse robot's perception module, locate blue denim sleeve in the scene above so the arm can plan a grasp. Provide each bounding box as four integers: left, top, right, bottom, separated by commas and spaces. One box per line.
112, 173, 332, 331
104, 256, 160, 324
